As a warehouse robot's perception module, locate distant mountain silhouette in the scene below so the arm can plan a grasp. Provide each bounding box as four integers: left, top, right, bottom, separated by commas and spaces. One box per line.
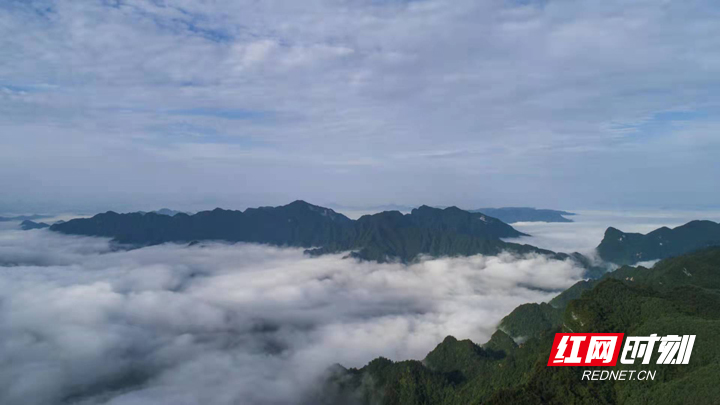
471, 207, 575, 223
134, 208, 189, 216
597, 220, 720, 264
50, 201, 570, 262
20, 220, 49, 230
152, 208, 187, 216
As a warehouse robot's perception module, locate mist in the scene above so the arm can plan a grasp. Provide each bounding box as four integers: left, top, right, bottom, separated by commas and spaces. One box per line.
0, 227, 585, 405
504, 209, 720, 256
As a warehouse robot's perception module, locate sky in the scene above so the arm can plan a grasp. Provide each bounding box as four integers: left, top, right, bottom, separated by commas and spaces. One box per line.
2, 0, 720, 214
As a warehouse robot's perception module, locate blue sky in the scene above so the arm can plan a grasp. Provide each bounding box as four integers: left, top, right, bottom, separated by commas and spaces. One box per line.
1, 0, 719, 214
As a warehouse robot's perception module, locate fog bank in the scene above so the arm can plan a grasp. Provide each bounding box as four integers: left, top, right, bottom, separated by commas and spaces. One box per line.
0, 228, 584, 404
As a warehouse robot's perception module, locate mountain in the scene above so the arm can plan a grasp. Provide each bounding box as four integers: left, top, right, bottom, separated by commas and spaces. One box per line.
0, 214, 50, 222
133, 208, 189, 216
152, 208, 187, 216
597, 220, 720, 265
20, 220, 50, 230
49, 201, 562, 263
52, 200, 354, 247
329, 204, 416, 213
307, 206, 537, 262
319, 247, 720, 405
470, 207, 575, 223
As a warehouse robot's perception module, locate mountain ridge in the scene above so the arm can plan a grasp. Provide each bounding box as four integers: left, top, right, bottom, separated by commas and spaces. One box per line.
597, 220, 720, 264
51, 200, 544, 263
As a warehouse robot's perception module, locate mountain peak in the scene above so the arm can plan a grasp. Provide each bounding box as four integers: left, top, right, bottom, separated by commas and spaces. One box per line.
288, 200, 312, 207
411, 205, 440, 214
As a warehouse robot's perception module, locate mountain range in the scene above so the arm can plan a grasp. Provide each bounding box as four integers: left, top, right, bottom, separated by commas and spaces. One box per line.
49, 201, 720, 271
50, 201, 572, 263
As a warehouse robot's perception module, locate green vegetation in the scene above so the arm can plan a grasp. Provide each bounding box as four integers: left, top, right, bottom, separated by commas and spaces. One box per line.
499, 302, 563, 339
324, 247, 720, 404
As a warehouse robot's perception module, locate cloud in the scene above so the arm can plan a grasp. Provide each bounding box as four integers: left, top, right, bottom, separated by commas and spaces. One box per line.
0, 228, 584, 404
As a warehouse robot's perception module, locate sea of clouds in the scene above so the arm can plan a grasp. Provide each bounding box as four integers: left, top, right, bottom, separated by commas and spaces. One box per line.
0, 226, 585, 405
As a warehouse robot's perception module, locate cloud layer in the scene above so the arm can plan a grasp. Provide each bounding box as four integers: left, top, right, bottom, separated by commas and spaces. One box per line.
1, 0, 720, 212
0, 228, 584, 404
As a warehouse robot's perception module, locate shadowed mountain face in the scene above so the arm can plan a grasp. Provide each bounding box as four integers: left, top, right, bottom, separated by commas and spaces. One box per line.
50, 201, 538, 262
597, 220, 720, 265
471, 207, 575, 223
320, 247, 720, 405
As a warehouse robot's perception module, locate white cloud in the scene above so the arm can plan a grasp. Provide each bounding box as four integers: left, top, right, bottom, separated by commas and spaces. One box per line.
232, 40, 278, 69
0, 228, 584, 404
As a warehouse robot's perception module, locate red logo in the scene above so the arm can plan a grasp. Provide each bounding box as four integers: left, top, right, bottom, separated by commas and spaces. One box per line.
548, 333, 624, 366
